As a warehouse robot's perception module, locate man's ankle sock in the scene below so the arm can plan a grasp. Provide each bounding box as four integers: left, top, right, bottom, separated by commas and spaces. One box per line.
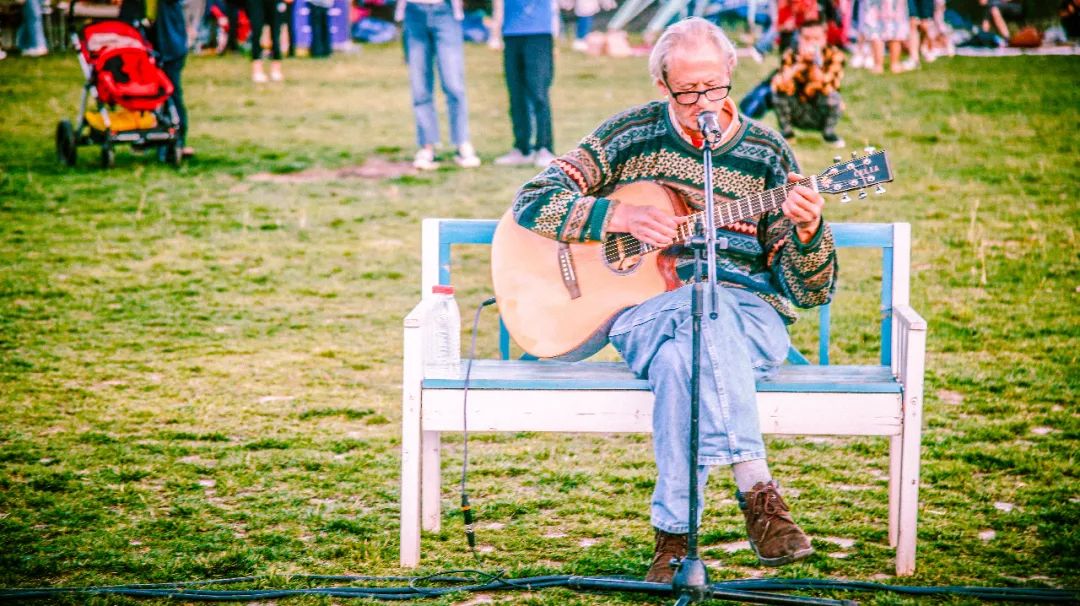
732, 459, 772, 493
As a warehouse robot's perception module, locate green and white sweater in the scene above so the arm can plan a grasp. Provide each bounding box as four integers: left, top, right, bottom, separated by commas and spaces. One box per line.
511, 99, 837, 324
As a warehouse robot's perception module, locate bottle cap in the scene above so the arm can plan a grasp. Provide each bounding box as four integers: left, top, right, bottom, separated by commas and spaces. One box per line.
432, 285, 454, 295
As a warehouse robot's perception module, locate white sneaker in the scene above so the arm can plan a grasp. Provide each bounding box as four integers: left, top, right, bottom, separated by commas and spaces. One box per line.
252, 70, 269, 83
454, 142, 481, 168
270, 70, 284, 82
533, 148, 556, 168
0, 49, 7, 60
571, 38, 588, 52
900, 58, 920, 72
23, 46, 48, 57
413, 147, 440, 171
494, 149, 534, 166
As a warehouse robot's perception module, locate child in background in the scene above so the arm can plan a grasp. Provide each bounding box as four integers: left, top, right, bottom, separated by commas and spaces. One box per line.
770, 19, 846, 147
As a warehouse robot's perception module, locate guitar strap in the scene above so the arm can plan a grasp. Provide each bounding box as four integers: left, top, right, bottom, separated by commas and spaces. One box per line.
557, 242, 582, 299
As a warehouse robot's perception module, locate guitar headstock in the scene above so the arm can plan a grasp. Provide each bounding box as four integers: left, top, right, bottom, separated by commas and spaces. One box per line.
816, 148, 894, 202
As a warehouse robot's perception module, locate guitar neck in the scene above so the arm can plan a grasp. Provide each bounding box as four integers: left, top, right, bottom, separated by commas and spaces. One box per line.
634, 176, 814, 255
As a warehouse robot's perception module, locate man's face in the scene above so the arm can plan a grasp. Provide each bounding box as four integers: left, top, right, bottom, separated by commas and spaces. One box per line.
655, 41, 733, 137
797, 25, 827, 60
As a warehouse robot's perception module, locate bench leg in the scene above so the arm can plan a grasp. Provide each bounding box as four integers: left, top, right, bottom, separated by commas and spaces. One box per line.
400, 415, 422, 568
895, 392, 923, 576
888, 434, 901, 548
422, 430, 441, 532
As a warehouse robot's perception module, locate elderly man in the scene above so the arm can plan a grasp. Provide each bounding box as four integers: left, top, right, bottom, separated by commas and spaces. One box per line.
508, 17, 836, 582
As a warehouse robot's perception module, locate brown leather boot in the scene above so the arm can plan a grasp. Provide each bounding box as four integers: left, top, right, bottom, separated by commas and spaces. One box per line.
738, 480, 814, 566
644, 528, 688, 583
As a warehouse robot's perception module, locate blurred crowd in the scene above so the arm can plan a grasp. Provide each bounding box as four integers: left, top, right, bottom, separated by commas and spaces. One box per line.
2, 0, 1078, 162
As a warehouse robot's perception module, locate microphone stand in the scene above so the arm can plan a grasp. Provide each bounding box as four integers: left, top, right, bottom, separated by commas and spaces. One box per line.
670, 122, 727, 605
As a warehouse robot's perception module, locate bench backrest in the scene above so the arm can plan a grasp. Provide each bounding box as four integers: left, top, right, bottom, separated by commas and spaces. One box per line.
421, 219, 910, 368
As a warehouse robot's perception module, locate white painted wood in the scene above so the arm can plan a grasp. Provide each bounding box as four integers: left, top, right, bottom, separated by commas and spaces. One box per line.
890, 223, 912, 375
421, 431, 441, 532
399, 303, 426, 568
400, 221, 929, 575
895, 304, 927, 576
888, 434, 901, 548
421, 390, 902, 436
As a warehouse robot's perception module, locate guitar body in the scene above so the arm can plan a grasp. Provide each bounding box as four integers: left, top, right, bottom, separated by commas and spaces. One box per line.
491, 181, 683, 359
491, 150, 896, 359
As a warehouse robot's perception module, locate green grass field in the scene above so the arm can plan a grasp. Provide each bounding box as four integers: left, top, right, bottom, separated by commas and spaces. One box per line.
0, 40, 1078, 605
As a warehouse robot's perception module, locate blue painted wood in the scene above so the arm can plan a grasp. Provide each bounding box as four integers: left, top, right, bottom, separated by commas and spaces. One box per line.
499, 317, 511, 360
832, 223, 893, 247
433, 219, 900, 369
440, 220, 496, 244
818, 304, 831, 365
786, 347, 810, 365
881, 246, 894, 366
424, 360, 901, 393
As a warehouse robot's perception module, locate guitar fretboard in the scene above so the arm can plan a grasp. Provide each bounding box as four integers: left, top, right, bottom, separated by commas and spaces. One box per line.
603, 177, 814, 264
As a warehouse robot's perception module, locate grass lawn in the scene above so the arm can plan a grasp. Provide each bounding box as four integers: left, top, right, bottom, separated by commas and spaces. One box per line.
0, 38, 1078, 605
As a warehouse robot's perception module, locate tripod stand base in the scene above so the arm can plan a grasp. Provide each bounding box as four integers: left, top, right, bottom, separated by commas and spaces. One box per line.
672, 555, 711, 603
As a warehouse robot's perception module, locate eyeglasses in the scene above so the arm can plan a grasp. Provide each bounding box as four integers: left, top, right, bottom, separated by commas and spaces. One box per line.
663, 75, 732, 106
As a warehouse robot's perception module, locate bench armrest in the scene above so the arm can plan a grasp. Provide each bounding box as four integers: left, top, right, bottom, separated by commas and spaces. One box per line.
892, 303, 927, 388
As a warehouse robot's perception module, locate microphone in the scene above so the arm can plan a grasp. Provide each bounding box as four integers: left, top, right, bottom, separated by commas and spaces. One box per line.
697, 111, 722, 145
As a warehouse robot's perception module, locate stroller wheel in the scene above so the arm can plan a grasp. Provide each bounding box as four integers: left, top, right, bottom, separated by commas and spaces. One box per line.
56, 120, 77, 166
165, 143, 183, 167
101, 144, 115, 169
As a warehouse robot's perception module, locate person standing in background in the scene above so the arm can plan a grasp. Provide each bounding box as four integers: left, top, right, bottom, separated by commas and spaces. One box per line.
560, 0, 615, 52
17, 0, 49, 57
858, 0, 909, 73
152, 0, 194, 156
248, 0, 285, 81
307, 0, 333, 57
395, 0, 481, 170
183, 0, 208, 50
491, 0, 557, 168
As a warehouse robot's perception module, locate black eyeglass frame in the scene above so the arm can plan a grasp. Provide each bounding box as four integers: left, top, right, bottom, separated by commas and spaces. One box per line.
662, 74, 732, 106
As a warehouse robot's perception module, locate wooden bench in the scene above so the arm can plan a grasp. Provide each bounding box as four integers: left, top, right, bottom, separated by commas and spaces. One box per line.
400, 219, 927, 576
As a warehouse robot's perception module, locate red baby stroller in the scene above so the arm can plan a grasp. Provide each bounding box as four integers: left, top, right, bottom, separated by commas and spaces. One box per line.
56, 20, 183, 168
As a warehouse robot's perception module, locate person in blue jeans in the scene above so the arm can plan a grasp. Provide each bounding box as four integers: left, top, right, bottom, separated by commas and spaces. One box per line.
153, 0, 194, 157
491, 0, 556, 168
18, 0, 49, 57
395, 0, 480, 170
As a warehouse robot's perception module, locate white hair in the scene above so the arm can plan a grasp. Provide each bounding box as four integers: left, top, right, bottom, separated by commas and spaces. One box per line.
648, 17, 737, 84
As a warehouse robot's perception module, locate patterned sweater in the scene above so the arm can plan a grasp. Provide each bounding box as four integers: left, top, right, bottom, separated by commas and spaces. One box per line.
511, 100, 837, 324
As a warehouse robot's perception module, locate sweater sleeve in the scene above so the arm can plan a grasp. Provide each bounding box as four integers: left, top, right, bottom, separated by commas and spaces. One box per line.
510, 130, 621, 243
758, 141, 838, 308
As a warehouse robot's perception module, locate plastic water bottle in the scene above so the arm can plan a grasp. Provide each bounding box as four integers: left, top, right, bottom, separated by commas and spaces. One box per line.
424, 285, 461, 378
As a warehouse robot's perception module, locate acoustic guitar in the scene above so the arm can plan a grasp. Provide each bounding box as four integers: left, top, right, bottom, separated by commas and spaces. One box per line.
491, 150, 894, 359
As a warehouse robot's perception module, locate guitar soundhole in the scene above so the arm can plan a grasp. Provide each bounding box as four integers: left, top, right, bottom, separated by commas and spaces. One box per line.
602, 235, 642, 274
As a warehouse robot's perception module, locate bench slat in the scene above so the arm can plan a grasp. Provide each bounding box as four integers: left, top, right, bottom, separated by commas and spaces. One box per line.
423, 360, 901, 394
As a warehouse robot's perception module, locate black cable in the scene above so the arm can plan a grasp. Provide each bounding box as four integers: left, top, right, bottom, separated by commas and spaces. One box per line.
460, 296, 497, 562
2, 574, 1075, 603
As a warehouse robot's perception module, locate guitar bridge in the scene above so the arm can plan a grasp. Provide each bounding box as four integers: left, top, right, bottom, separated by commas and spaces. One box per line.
557, 242, 582, 299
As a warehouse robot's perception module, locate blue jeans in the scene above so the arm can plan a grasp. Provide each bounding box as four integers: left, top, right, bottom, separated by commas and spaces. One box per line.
608, 285, 790, 534
403, 2, 470, 148
17, 0, 47, 51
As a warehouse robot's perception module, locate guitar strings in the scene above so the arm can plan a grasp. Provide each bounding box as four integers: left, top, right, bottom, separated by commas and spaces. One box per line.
600, 176, 817, 262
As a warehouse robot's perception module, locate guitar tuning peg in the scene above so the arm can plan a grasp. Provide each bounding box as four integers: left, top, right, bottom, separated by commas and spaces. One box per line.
840, 192, 851, 203
863, 145, 876, 154
875, 184, 886, 195
858, 189, 868, 200
833, 156, 842, 163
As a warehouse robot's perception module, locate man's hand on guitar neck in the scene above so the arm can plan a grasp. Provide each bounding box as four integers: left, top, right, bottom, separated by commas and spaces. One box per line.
607, 202, 689, 248
782, 172, 825, 244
